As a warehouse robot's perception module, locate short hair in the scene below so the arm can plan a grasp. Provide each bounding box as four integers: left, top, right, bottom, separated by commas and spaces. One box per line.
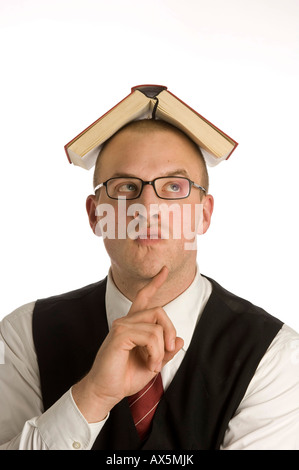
93, 119, 209, 193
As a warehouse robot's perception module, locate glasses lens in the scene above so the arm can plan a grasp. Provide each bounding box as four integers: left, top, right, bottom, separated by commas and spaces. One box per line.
106, 178, 142, 199
155, 177, 190, 199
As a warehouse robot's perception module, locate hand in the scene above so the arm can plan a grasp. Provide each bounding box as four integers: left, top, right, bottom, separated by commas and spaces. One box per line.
72, 266, 184, 422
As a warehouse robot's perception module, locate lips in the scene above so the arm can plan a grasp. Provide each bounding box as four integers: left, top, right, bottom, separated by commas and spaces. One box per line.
136, 228, 161, 239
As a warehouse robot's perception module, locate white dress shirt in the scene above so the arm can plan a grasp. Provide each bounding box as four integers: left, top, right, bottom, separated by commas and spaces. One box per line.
0, 270, 298, 450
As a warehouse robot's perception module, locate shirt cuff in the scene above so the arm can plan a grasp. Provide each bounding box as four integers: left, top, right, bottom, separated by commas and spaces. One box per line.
35, 388, 108, 450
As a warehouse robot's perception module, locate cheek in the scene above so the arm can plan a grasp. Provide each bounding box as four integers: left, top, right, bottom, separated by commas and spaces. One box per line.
159, 203, 202, 240
95, 199, 123, 238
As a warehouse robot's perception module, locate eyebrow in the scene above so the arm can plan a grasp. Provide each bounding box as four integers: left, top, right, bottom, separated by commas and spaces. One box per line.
110, 169, 190, 179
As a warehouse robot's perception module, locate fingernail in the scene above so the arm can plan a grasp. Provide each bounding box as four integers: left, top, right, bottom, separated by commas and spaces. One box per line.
169, 339, 175, 351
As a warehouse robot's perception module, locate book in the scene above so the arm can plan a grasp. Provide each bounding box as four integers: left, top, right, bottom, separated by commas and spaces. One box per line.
64, 84, 238, 170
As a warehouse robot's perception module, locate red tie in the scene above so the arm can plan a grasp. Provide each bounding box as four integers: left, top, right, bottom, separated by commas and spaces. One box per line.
128, 373, 164, 441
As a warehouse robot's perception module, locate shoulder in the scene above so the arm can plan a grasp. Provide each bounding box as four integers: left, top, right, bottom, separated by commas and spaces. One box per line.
202, 276, 283, 341
32, 279, 109, 351
0, 301, 37, 372
31, 280, 108, 335
254, 324, 299, 382
37, 278, 107, 305
1, 301, 36, 344
206, 276, 279, 319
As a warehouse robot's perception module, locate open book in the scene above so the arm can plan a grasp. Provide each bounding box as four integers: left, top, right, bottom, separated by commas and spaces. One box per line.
64, 84, 238, 169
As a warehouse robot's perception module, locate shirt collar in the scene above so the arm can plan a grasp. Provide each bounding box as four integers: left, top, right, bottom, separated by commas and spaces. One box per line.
105, 265, 210, 352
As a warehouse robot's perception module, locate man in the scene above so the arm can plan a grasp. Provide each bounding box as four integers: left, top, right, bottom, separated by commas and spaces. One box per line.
0, 119, 298, 450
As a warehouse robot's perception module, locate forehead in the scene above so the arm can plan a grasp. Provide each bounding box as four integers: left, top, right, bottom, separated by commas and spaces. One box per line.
96, 127, 203, 180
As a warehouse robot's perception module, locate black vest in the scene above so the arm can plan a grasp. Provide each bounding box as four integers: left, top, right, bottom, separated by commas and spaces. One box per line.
32, 276, 282, 450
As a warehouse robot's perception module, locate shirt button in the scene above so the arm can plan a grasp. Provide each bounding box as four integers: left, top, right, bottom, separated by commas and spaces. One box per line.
72, 441, 81, 450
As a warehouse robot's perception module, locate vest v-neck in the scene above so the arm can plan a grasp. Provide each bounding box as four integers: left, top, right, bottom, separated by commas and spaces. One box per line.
33, 275, 282, 450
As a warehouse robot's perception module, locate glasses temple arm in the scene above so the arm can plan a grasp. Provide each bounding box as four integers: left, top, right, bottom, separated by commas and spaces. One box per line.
94, 183, 104, 193
192, 182, 207, 193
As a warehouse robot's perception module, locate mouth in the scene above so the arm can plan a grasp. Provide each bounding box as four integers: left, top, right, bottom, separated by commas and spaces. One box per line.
134, 228, 165, 245
135, 237, 164, 246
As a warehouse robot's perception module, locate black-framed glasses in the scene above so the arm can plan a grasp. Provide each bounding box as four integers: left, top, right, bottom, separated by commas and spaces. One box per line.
94, 176, 206, 200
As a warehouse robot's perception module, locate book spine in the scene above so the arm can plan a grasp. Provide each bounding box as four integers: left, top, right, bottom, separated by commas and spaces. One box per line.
131, 84, 167, 93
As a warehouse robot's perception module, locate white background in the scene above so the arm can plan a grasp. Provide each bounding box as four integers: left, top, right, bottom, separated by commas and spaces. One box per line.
0, 0, 298, 330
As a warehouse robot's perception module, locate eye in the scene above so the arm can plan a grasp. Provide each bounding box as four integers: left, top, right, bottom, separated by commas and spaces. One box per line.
166, 182, 182, 192
118, 182, 138, 192
162, 180, 183, 193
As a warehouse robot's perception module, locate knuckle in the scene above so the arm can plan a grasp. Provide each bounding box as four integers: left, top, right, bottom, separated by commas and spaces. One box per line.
111, 318, 125, 334
148, 324, 163, 343
147, 330, 158, 343
155, 323, 164, 335
154, 307, 168, 323
155, 306, 164, 316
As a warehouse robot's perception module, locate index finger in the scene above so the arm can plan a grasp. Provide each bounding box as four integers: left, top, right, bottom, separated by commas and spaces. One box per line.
129, 266, 169, 314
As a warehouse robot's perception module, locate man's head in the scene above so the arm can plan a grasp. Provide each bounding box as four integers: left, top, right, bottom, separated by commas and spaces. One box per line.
86, 119, 214, 285
93, 119, 209, 196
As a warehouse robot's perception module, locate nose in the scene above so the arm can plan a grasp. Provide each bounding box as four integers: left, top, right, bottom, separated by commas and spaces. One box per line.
131, 183, 161, 225
138, 182, 159, 205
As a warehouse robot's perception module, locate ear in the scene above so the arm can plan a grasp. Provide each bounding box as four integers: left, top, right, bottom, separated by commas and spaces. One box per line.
198, 194, 214, 235
86, 195, 100, 235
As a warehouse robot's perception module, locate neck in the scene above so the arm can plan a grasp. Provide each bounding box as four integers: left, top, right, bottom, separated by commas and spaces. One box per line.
110, 261, 197, 308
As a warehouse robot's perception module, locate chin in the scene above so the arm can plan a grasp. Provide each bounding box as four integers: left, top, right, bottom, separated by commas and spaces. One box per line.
130, 259, 167, 281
